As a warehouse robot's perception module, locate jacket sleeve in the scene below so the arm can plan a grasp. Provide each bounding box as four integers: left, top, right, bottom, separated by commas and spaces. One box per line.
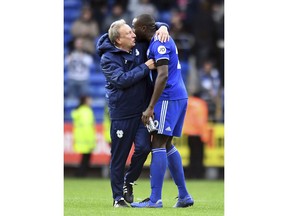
155, 22, 170, 31
100, 55, 150, 89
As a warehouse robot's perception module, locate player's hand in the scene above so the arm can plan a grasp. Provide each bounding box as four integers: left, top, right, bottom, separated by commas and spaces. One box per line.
142, 106, 154, 125
156, 26, 169, 43
145, 59, 156, 70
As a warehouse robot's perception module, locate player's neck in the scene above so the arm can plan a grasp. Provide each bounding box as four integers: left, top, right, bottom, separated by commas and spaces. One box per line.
147, 31, 155, 42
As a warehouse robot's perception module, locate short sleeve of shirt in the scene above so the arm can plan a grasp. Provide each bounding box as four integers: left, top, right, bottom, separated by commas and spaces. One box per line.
150, 40, 170, 63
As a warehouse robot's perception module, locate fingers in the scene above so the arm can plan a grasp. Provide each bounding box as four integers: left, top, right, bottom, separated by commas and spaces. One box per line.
159, 33, 169, 43
141, 114, 148, 125
145, 59, 155, 69
159, 34, 167, 43
142, 111, 151, 125
146, 59, 156, 70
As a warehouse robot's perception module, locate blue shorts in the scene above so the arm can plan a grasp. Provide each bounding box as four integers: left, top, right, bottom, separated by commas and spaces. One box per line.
153, 99, 187, 137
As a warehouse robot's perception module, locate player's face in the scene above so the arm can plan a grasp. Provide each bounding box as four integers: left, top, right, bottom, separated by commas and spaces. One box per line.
132, 18, 145, 42
117, 24, 136, 51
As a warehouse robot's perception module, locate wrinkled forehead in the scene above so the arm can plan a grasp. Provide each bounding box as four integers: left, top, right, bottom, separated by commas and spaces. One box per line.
119, 24, 132, 33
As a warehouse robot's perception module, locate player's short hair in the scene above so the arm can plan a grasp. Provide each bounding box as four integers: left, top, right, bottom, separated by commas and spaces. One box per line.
135, 14, 155, 29
108, 19, 126, 45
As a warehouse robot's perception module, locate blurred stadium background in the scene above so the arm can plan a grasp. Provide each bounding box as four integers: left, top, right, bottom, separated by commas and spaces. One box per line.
64, 0, 224, 180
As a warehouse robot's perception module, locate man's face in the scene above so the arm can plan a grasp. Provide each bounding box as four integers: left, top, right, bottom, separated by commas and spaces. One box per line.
117, 24, 136, 51
82, 10, 92, 21
204, 62, 212, 73
74, 38, 83, 51
132, 18, 145, 42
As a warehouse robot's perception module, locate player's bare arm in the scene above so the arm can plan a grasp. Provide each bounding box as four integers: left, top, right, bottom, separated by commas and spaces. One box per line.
142, 61, 168, 125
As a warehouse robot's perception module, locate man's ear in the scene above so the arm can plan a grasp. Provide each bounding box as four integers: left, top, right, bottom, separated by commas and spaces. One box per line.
141, 26, 147, 31
115, 37, 121, 45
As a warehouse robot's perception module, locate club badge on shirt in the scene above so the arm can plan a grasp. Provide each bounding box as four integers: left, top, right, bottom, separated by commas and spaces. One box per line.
116, 130, 123, 138
135, 49, 139, 56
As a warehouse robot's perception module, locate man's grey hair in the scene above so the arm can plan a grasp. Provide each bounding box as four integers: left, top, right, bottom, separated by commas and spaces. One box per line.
108, 19, 126, 45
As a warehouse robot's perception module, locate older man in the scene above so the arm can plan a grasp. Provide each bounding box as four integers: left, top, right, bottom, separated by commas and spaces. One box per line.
97, 19, 169, 207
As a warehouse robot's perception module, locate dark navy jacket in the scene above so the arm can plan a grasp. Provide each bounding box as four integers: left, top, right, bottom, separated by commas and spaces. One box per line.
97, 33, 152, 120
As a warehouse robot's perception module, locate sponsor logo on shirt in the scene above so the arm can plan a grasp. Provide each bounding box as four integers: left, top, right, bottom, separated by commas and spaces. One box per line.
157, 45, 166, 54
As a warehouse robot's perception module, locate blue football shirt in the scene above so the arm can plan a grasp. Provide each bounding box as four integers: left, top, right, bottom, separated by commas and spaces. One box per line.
147, 35, 188, 100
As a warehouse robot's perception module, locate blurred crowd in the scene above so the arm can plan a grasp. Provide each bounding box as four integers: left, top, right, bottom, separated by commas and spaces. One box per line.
64, 0, 224, 123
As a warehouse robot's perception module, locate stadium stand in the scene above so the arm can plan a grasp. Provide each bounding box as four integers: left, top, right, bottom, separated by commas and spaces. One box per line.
64, 0, 106, 123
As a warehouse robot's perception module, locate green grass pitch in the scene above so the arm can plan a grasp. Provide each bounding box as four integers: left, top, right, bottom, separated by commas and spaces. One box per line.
64, 178, 224, 216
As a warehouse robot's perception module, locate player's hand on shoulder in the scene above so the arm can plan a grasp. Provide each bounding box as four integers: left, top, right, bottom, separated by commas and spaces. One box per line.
156, 26, 169, 43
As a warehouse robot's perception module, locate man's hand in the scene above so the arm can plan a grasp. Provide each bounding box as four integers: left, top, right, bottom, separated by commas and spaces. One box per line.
156, 26, 169, 43
145, 59, 156, 70
142, 106, 154, 125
